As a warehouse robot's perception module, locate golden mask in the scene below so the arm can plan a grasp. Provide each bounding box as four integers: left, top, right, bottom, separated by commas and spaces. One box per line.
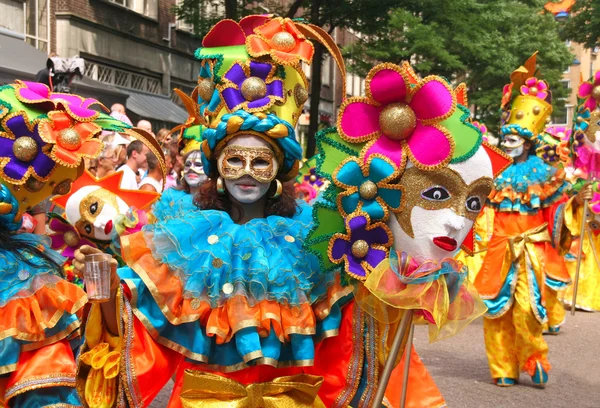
219, 145, 277, 184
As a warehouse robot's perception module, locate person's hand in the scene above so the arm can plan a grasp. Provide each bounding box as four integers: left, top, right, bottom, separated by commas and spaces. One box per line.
576, 183, 594, 205
73, 245, 120, 293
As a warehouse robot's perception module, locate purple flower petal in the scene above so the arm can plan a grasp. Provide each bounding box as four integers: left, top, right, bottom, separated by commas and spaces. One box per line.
4, 160, 30, 180
17, 81, 50, 102
224, 64, 247, 87
0, 137, 15, 157
267, 80, 284, 98
331, 236, 351, 261
50, 234, 66, 249
221, 88, 246, 111
365, 225, 391, 246
30, 151, 55, 178
49, 218, 70, 233
62, 246, 76, 259
249, 61, 273, 80
347, 257, 367, 278
364, 247, 386, 269
348, 215, 368, 235
247, 96, 271, 109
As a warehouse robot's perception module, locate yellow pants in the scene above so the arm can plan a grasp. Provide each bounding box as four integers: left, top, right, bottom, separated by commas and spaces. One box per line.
545, 287, 565, 329
483, 266, 550, 379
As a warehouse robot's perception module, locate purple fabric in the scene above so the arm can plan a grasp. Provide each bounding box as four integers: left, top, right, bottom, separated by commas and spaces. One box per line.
267, 81, 284, 98
222, 87, 247, 111
250, 61, 273, 79
224, 64, 247, 86
0, 115, 55, 179
331, 215, 391, 278
248, 96, 272, 109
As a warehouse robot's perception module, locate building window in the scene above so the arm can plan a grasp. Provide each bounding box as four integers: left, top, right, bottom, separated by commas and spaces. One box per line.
107, 0, 158, 19
84, 60, 162, 94
24, 0, 50, 52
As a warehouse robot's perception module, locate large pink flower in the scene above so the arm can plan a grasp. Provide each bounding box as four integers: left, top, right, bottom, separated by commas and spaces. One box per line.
337, 64, 456, 170
578, 70, 600, 111
520, 77, 549, 100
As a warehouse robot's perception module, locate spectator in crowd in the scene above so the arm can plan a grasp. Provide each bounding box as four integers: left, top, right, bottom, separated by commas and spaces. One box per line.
169, 139, 183, 184
137, 120, 155, 137
156, 128, 171, 146
163, 147, 177, 190
110, 104, 133, 127
139, 151, 164, 193
117, 140, 148, 190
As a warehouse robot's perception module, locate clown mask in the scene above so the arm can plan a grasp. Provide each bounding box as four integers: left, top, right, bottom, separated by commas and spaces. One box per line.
217, 135, 279, 204
501, 134, 526, 158
65, 185, 129, 241
388, 148, 494, 262
183, 150, 207, 188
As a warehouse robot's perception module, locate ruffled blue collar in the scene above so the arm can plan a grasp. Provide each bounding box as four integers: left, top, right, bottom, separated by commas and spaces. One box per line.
142, 201, 335, 307
494, 156, 556, 192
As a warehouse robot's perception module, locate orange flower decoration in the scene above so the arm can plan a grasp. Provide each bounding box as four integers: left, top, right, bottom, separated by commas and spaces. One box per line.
39, 111, 103, 167
246, 17, 314, 65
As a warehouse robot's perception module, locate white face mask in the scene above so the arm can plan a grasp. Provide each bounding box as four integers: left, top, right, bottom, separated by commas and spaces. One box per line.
217, 135, 278, 204
183, 151, 207, 188
504, 144, 524, 158
387, 149, 494, 262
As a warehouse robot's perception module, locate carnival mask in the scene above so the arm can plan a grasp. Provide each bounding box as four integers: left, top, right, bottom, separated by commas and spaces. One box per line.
501, 134, 526, 158
183, 150, 207, 187
217, 135, 279, 204
65, 185, 129, 241
388, 149, 494, 262
583, 111, 600, 150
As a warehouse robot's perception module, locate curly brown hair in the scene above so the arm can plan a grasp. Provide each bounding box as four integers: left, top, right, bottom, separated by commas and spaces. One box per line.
194, 177, 297, 222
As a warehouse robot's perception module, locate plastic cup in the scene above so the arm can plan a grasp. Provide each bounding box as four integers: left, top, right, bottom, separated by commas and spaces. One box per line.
84, 253, 112, 303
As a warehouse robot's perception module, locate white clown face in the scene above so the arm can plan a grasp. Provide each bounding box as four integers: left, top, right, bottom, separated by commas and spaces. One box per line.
183, 150, 207, 188
387, 148, 494, 262
65, 185, 129, 241
217, 135, 279, 204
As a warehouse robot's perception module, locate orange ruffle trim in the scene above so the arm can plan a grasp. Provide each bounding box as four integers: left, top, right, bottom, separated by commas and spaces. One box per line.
489, 169, 566, 208
122, 232, 352, 345
0, 279, 86, 343
523, 354, 551, 376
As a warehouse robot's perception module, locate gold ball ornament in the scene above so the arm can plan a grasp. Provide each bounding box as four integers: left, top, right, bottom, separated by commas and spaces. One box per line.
515, 111, 524, 120
57, 128, 83, 151
547, 150, 555, 157
63, 230, 81, 247
592, 86, 600, 101
529, 87, 538, 95
379, 103, 417, 140
271, 31, 296, 52
351, 240, 370, 259
294, 84, 309, 107
198, 78, 215, 102
309, 174, 317, 182
241, 77, 267, 102
359, 180, 378, 200
13, 137, 38, 162
532, 106, 541, 116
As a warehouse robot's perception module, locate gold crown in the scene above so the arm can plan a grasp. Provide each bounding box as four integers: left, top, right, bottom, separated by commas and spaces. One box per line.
503, 94, 552, 138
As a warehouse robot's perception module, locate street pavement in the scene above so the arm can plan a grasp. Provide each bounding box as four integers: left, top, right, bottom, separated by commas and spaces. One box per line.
150, 311, 600, 407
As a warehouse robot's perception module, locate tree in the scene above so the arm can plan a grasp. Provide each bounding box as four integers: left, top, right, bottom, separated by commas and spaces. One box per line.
560, 0, 600, 49
174, 0, 398, 157
344, 0, 573, 135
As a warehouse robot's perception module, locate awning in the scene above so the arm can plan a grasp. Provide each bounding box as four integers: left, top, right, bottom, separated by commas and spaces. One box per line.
0, 30, 46, 83
122, 88, 188, 124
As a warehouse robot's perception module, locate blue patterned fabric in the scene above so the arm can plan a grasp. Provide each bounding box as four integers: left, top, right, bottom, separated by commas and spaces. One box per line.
9, 386, 81, 407
490, 155, 569, 214
151, 188, 196, 221
0, 234, 65, 306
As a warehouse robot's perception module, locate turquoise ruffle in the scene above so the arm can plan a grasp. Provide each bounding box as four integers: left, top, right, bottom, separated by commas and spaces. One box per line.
0, 234, 66, 306
151, 188, 196, 221
141, 201, 335, 307
490, 155, 569, 214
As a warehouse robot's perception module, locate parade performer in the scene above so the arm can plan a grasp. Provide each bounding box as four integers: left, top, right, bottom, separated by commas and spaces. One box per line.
294, 157, 329, 203
558, 71, 600, 311
474, 54, 582, 387
152, 111, 207, 222
304, 62, 510, 406
0, 80, 137, 406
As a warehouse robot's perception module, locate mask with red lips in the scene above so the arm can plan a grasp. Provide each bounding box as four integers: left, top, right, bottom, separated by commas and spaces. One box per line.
387, 148, 495, 263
